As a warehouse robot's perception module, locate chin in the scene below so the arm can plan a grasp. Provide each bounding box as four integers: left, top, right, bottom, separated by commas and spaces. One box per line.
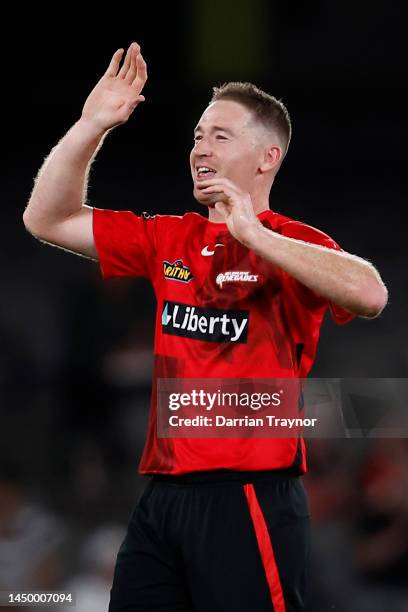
193, 189, 219, 209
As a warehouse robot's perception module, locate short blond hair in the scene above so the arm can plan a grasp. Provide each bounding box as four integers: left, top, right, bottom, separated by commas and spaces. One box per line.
211, 81, 292, 155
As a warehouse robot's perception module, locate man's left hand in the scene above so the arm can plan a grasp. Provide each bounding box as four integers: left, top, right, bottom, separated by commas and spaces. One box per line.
198, 177, 263, 246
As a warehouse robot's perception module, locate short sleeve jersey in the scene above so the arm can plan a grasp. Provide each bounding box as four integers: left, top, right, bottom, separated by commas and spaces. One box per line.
93, 208, 354, 475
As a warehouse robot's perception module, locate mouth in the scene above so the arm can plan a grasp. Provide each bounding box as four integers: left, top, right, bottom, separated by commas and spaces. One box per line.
195, 166, 217, 182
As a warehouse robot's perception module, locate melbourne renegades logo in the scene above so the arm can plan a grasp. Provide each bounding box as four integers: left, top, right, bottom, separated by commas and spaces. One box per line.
216, 271, 258, 289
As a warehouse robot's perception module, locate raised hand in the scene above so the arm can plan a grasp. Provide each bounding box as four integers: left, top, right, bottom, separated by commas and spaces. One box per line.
81, 42, 148, 132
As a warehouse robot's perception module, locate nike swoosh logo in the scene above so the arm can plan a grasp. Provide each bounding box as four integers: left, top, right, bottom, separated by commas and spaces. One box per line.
201, 244, 224, 257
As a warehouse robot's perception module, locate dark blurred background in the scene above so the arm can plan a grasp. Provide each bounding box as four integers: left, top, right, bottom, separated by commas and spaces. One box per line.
1, 1, 407, 610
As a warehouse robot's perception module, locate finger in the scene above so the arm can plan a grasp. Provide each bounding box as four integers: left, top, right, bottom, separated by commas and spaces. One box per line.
118, 44, 133, 78
126, 94, 146, 115
199, 185, 222, 192
124, 44, 139, 84
132, 53, 148, 90
105, 48, 124, 77
118, 43, 138, 78
197, 177, 237, 190
200, 185, 233, 197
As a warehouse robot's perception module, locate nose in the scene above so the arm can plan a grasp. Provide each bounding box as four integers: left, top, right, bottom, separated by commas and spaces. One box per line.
193, 136, 213, 158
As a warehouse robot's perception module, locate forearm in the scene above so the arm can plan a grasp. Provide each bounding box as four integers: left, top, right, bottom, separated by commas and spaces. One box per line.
247, 225, 388, 317
23, 118, 108, 233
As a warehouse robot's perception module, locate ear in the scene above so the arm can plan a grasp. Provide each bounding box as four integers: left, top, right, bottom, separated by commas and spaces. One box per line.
259, 145, 282, 174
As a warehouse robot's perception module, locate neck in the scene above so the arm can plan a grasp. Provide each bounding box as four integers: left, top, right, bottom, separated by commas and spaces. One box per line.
207, 196, 271, 223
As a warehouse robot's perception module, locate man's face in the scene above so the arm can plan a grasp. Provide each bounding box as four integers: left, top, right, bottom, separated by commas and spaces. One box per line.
190, 100, 264, 207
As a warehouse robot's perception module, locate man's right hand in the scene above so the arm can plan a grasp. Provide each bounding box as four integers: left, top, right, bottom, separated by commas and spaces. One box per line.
24, 43, 148, 261
81, 42, 148, 133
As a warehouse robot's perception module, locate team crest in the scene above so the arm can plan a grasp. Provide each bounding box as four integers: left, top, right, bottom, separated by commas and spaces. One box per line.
216, 271, 258, 289
163, 260, 194, 284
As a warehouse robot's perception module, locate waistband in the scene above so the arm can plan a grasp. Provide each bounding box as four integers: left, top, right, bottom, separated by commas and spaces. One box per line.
150, 468, 301, 485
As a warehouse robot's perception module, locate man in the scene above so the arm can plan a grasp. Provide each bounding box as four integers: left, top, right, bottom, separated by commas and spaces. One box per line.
23, 42, 388, 612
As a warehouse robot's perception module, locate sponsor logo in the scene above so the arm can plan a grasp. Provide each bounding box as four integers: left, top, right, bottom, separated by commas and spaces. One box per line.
163, 260, 193, 283
216, 271, 259, 289
201, 243, 224, 257
161, 301, 249, 343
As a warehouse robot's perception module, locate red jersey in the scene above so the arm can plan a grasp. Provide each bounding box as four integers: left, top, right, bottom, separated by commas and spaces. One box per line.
93, 208, 354, 475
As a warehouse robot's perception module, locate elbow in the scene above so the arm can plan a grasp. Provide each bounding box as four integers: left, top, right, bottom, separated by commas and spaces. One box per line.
23, 207, 35, 234
358, 282, 388, 319
23, 207, 42, 239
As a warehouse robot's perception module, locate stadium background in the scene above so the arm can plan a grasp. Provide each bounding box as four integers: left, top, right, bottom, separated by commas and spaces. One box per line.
1, 1, 407, 610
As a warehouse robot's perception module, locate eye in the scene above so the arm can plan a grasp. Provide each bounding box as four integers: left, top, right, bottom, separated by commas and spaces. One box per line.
193, 135, 202, 142
216, 135, 227, 140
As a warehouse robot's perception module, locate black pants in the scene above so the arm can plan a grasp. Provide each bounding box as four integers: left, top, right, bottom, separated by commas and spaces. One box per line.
109, 471, 310, 612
